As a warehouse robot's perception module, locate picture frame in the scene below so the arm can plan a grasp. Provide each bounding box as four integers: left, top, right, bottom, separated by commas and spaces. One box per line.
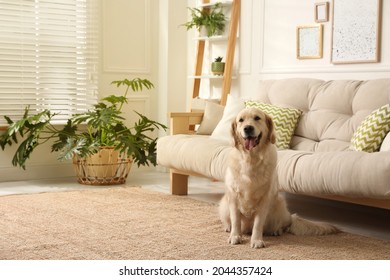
296, 24, 323, 59
331, 0, 382, 64
315, 2, 329, 23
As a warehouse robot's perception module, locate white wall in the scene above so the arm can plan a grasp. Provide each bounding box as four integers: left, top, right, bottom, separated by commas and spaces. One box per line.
239, 0, 390, 96
98, 0, 188, 136
100, 0, 154, 128
157, 0, 189, 131
0, 142, 75, 182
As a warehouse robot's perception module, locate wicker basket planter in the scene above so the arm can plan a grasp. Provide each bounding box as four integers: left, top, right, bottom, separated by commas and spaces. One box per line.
73, 147, 133, 185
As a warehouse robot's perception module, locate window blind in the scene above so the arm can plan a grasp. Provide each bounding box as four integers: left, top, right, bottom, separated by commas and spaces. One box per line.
0, 0, 99, 126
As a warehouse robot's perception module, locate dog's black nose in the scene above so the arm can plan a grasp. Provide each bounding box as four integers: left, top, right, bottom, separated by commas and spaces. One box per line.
244, 125, 254, 136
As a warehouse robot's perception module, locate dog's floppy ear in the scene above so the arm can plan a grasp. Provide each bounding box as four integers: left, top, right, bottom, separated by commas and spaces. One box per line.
231, 120, 240, 148
265, 114, 276, 144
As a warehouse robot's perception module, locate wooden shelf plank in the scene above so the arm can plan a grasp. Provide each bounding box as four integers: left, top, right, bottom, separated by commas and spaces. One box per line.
198, 0, 234, 8
188, 75, 237, 79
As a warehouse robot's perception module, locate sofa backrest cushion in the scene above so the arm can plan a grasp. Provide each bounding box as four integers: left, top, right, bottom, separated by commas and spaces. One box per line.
243, 78, 390, 152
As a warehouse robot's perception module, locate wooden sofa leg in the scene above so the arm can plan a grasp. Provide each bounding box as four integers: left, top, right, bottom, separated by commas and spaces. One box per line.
170, 170, 188, 195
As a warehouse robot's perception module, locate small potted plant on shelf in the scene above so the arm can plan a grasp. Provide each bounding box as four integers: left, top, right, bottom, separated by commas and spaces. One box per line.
0, 78, 167, 185
181, 2, 227, 37
211, 56, 225, 76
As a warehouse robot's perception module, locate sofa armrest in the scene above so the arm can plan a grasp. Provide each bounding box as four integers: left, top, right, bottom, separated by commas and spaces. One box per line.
169, 112, 204, 135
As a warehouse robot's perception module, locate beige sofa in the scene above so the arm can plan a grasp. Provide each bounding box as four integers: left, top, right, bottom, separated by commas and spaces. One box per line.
157, 78, 390, 209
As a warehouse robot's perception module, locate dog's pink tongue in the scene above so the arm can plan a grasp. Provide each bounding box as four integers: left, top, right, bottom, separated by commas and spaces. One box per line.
244, 138, 256, 150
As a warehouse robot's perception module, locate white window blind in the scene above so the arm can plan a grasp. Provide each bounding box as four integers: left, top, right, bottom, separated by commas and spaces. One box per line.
0, 0, 99, 126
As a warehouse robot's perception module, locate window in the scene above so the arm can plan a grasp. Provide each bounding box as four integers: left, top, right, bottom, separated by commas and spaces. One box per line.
0, 0, 99, 126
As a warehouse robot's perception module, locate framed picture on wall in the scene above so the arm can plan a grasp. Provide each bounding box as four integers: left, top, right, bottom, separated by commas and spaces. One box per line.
331, 0, 382, 64
296, 24, 323, 59
315, 2, 329, 23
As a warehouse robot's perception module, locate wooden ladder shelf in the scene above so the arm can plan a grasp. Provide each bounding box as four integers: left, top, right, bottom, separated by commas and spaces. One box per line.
191, 0, 240, 108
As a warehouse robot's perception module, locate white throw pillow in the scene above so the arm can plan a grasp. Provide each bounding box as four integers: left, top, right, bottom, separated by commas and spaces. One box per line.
210, 95, 245, 142
196, 101, 225, 135
380, 132, 390, 151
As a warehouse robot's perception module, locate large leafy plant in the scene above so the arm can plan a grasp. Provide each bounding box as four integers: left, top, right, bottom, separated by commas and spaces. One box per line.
182, 2, 227, 37
0, 78, 167, 169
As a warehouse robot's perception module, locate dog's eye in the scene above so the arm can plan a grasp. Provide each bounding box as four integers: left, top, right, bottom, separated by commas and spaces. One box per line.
238, 118, 244, 123
254, 116, 261, 121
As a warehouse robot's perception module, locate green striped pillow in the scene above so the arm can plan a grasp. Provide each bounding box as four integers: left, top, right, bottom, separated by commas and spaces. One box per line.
245, 101, 302, 149
350, 104, 390, 152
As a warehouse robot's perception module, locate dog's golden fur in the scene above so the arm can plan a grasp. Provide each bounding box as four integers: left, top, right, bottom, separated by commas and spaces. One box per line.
219, 107, 339, 248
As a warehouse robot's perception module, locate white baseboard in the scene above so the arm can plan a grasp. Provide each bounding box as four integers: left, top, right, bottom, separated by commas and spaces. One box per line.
0, 162, 75, 183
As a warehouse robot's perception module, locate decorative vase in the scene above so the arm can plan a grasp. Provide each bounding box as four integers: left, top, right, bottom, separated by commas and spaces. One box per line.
199, 26, 208, 37
211, 62, 225, 76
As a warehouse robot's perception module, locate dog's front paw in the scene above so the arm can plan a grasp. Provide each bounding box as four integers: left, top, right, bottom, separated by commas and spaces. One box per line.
228, 235, 242, 245
251, 239, 266, 249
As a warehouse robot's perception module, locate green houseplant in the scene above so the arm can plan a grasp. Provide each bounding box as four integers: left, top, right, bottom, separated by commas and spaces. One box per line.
0, 78, 167, 185
181, 2, 227, 37
211, 56, 225, 75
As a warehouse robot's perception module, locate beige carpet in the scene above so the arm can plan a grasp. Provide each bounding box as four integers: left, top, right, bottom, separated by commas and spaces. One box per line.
0, 186, 389, 260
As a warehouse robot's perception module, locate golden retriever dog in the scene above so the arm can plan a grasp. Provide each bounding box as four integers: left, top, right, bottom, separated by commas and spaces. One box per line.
219, 107, 339, 249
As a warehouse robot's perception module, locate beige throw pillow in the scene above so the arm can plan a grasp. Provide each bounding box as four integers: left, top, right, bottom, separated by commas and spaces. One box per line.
196, 101, 225, 135
210, 95, 246, 142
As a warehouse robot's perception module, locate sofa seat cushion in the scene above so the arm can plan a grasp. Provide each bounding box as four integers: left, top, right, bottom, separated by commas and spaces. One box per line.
157, 135, 390, 198
277, 150, 390, 198
157, 134, 231, 181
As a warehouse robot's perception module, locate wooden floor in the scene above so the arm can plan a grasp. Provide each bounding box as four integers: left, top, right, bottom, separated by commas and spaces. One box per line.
0, 170, 389, 241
